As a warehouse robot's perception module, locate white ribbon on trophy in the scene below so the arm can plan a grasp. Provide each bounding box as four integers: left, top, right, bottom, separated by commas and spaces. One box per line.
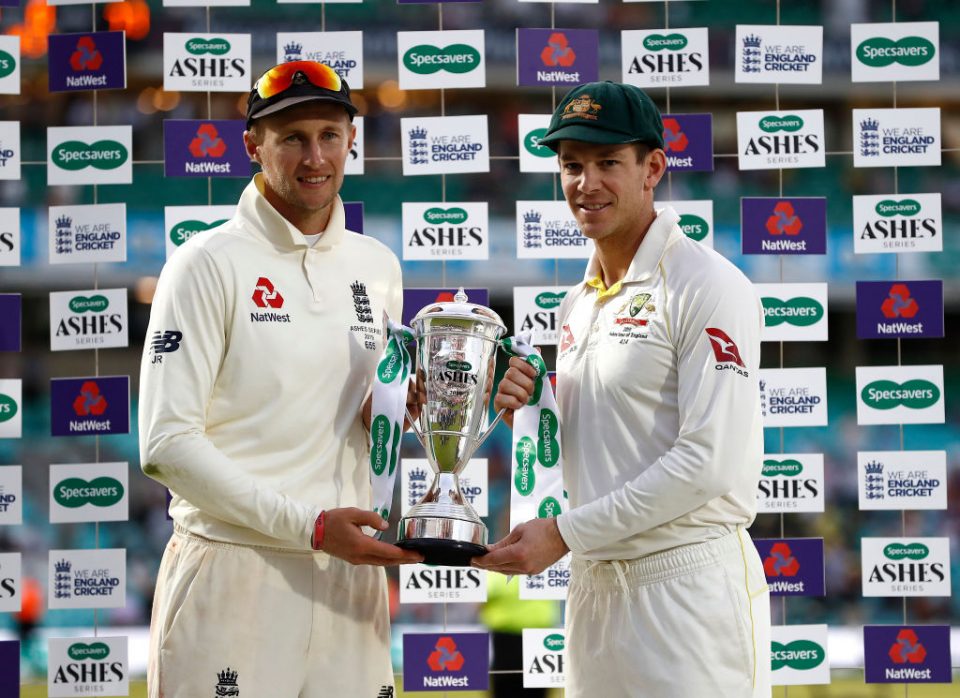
368, 316, 414, 532
502, 333, 571, 599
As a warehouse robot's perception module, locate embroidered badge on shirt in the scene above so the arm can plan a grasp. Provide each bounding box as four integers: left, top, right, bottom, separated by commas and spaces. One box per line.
609, 290, 657, 343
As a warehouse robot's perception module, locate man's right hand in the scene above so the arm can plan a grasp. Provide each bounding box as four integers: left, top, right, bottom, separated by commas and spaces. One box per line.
319, 508, 424, 566
493, 356, 539, 429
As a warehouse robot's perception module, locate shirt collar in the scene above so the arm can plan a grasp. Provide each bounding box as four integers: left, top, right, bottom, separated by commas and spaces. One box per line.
237, 173, 347, 250
582, 205, 681, 287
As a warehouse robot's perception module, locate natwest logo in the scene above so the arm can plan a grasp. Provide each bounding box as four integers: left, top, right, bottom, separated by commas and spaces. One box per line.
189, 123, 226, 158
767, 202, 803, 236
889, 629, 926, 664
764, 542, 800, 577
663, 118, 687, 152
428, 636, 464, 672
252, 277, 283, 309
73, 381, 107, 416
70, 36, 102, 71
880, 284, 918, 318
541, 33, 575, 67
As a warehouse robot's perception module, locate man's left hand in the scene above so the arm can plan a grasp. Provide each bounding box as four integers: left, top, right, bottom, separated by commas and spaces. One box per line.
471, 517, 569, 575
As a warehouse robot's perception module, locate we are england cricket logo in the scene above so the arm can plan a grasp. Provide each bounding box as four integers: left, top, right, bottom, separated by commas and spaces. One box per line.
853, 108, 940, 168
736, 110, 824, 170
0, 35, 21, 94
47, 126, 131, 185
861, 538, 950, 597
48, 31, 126, 92
48, 548, 126, 610
163, 33, 251, 92
853, 193, 941, 254
163, 205, 234, 258
735, 25, 823, 84
0, 466, 23, 524
857, 450, 947, 511
0, 120, 20, 180
852, 22, 939, 82
758, 368, 827, 428
48, 204, 126, 265
276, 31, 363, 86
163, 120, 248, 178
516, 201, 590, 259
621, 28, 709, 87
401, 115, 489, 175
398, 29, 485, 90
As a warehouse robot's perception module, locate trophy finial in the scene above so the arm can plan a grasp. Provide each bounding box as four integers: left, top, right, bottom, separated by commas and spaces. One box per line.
454, 287, 468, 304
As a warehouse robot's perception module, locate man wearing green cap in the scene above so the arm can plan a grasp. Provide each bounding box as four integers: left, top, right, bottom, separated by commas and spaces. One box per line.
479, 81, 771, 697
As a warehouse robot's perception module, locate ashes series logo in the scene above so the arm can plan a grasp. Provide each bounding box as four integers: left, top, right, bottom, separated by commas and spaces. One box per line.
756, 454, 824, 513
163, 33, 251, 92
861, 538, 950, 597
858, 451, 947, 511
853, 108, 940, 168
853, 194, 941, 254
736, 111, 824, 170
0, 553, 20, 612
522, 630, 566, 688
513, 287, 566, 346
401, 115, 489, 175
49, 288, 128, 351
402, 202, 488, 260
48, 637, 128, 697
736, 25, 823, 84
0, 207, 20, 267
621, 28, 709, 87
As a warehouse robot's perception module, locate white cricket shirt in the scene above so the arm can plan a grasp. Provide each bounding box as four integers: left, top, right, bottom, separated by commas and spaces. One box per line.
139, 175, 402, 549
554, 206, 764, 560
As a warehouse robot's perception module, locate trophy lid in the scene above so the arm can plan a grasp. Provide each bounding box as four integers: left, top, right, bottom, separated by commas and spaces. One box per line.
412, 288, 506, 336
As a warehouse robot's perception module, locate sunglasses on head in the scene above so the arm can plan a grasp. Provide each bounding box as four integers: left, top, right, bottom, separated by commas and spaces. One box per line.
254, 61, 343, 100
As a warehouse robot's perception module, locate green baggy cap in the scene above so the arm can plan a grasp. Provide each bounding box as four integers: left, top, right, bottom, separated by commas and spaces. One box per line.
538, 81, 665, 152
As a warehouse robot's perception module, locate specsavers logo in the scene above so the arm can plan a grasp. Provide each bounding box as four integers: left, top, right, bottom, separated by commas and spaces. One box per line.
759, 115, 804, 132
53, 141, 128, 171
536, 292, 563, 310
185, 37, 230, 55
876, 198, 921, 217
69, 642, 110, 661
678, 213, 709, 241
857, 36, 935, 67
762, 459, 803, 477
0, 50, 15, 79
772, 640, 825, 671
169, 218, 227, 247
523, 128, 552, 158
762, 297, 823, 326
70, 294, 109, 313
0, 393, 17, 423
884, 543, 928, 561
404, 44, 479, 74
643, 33, 688, 51
861, 380, 939, 410
54, 477, 124, 508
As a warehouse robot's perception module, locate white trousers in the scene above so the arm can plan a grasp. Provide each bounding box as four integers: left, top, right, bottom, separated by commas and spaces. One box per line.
148, 527, 394, 698
565, 528, 771, 698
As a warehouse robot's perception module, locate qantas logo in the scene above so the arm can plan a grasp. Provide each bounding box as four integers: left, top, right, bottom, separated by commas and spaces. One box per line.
705, 328, 749, 377
559, 324, 575, 353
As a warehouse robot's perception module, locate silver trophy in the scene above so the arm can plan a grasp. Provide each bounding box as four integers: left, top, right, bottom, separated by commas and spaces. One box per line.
396, 289, 506, 566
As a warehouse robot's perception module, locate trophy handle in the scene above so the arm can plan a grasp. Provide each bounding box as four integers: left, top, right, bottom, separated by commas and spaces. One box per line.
472, 407, 507, 453
404, 406, 427, 448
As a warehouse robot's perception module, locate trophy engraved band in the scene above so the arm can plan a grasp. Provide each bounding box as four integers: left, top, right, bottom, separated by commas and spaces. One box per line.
397, 289, 506, 566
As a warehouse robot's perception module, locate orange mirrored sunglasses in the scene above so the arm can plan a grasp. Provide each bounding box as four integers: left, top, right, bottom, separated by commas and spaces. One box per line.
254, 61, 342, 100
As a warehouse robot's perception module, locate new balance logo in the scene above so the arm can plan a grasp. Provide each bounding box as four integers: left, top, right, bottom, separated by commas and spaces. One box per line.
150, 330, 183, 364
377, 687, 395, 698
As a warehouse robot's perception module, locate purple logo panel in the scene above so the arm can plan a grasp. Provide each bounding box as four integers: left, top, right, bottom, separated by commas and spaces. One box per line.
662, 113, 713, 172
403, 632, 489, 692
0, 294, 21, 352
856, 280, 943, 339
742, 197, 827, 255
864, 625, 951, 683
48, 31, 126, 92
753, 537, 825, 596
163, 120, 251, 178
0, 641, 19, 695
402, 288, 488, 328
343, 202, 364, 234
50, 375, 130, 437
517, 28, 599, 87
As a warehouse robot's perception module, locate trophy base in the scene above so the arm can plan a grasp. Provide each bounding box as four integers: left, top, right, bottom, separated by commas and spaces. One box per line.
396, 513, 487, 566
396, 538, 488, 567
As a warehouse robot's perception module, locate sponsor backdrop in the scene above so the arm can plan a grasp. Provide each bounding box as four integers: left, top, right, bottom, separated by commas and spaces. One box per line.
0, 0, 955, 694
